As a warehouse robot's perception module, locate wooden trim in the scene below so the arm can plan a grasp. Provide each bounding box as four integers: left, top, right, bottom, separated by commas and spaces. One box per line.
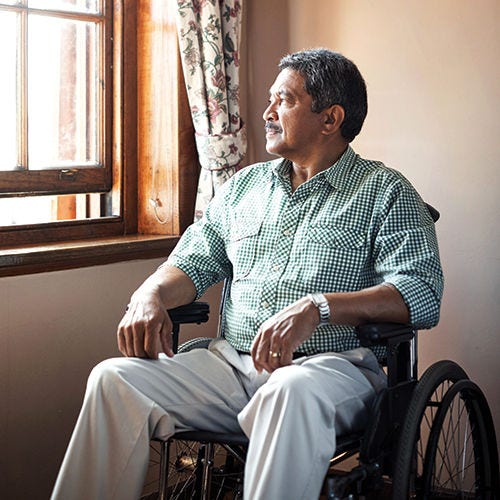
0, 217, 125, 247
119, 0, 139, 235
177, 49, 200, 233
0, 234, 179, 277
0, 167, 110, 196
137, 0, 199, 235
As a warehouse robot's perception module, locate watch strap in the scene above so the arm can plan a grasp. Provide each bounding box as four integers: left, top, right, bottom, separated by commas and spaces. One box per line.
308, 293, 330, 326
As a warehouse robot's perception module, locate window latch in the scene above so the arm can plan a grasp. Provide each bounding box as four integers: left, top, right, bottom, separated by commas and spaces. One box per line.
59, 169, 79, 181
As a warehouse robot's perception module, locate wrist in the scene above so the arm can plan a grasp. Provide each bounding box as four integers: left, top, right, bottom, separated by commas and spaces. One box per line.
307, 293, 331, 326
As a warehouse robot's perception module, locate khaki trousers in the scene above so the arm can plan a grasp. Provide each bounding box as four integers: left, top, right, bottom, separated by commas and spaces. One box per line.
51, 340, 384, 500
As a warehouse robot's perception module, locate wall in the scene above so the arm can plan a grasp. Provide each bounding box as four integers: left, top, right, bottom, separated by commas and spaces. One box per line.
0, 260, 221, 499
244, 0, 500, 451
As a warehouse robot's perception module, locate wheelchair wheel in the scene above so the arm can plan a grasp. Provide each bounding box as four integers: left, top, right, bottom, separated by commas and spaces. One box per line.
164, 439, 244, 499
166, 338, 244, 499
422, 379, 499, 498
392, 360, 499, 499
164, 439, 199, 498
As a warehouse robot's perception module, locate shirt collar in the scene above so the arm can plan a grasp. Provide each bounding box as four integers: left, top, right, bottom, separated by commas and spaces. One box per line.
272, 146, 357, 191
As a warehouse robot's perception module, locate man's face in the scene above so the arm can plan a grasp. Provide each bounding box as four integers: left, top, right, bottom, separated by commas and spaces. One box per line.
263, 68, 324, 159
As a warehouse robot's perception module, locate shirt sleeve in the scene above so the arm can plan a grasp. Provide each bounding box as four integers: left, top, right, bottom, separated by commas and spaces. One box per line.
372, 179, 444, 329
162, 181, 233, 299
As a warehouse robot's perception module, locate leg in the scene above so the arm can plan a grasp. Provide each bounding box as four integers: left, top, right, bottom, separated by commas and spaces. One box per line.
238, 352, 379, 500
51, 349, 248, 500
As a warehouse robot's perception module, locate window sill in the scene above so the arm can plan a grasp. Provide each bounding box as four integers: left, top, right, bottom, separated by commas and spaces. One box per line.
0, 234, 179, 277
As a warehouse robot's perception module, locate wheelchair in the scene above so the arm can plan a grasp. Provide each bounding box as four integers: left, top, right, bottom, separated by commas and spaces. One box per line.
149, 206, 499, 499
148, 298, 499, 499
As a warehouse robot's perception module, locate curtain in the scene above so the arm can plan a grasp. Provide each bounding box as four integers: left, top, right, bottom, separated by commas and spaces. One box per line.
176, 0, 246, 220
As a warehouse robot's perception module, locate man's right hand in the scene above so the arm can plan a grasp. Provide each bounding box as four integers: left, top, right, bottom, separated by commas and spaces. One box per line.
116, 266, 197, 359
117, 291, 174, 359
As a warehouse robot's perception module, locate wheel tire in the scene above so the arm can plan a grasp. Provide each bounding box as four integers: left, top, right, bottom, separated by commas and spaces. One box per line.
392, 360, 469, 499
177, 337, 213, 353
422, 379, 499, 499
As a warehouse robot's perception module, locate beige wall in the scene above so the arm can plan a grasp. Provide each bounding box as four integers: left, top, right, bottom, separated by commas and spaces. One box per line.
292, 0, 500, 451
244, 0, 500, 449
1, 1, 499, 498
0, 260, 221, 499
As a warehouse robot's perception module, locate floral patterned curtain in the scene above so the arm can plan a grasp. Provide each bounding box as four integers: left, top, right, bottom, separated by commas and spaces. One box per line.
176, 0, 246, 220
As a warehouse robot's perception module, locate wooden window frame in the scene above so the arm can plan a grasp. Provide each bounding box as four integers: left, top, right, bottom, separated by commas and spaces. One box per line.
0, 2, 113, 196
0, 0, 199, 277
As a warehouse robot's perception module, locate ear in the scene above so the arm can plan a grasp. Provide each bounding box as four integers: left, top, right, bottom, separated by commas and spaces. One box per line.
321, 105, 345, 135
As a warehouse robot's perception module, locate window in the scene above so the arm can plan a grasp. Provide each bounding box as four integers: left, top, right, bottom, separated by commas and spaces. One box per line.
0, 0, 199, 275
0, 1, 114, 229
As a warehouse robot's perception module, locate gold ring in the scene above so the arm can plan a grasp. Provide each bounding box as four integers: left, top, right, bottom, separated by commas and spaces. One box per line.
270, 351, 281, 358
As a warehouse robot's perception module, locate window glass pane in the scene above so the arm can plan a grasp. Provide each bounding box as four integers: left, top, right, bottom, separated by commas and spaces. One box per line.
0, 196, 55, 225
0, 11, 19, 171
0, 192, 112, 226
28, 14, 100, 170
28, 0, 100, 14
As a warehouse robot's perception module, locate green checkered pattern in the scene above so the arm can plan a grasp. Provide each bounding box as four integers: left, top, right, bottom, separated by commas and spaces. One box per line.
166, 146, 444, 359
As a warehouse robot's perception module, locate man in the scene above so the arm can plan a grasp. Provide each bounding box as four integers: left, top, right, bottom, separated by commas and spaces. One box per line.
52, 49, 443, 499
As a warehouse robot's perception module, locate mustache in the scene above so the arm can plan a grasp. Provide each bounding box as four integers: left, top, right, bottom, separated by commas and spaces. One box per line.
265, 121, 283, 133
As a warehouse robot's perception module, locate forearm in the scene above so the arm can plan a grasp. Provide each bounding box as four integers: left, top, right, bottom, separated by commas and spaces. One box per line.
323, 283, 410, 326
252, 282, 409, 372
130, 265, 197, 310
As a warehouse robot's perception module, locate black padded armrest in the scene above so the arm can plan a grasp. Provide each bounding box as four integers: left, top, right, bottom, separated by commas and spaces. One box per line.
355, 323, 415, 347
168, 302, 210, 325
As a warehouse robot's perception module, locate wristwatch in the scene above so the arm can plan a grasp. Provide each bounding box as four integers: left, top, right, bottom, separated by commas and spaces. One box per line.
308, 293, 330, 326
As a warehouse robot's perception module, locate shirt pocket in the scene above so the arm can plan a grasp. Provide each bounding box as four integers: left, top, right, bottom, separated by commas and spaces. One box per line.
307, 225, 366, 249
299, 224, 369, 290
227, 216, 263, 281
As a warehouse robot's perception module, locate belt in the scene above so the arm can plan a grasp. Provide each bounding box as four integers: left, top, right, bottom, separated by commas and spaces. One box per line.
236, 350, 308, 360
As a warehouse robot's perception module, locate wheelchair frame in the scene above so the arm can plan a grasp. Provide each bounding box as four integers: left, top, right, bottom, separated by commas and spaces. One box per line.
151, 302, 499, 499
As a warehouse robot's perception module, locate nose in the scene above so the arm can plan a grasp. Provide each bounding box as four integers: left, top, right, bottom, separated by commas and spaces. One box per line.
263, 100, 277, 122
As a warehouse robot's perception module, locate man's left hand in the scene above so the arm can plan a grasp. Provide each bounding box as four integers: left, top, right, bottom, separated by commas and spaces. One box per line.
250, 296, 320, 372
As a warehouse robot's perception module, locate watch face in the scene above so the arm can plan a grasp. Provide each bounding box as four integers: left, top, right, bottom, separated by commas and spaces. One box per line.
309, 293, 330, 325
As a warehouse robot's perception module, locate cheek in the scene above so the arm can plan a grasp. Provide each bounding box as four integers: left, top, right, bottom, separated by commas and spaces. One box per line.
279, 116, 295, 136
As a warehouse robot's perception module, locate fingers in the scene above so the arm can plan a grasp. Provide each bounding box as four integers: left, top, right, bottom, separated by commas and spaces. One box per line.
251, 324, 293, 373
159, 321, 175, 358
116, 303, 173, 359
251, 329, 270, 372
251, 298, 317, 372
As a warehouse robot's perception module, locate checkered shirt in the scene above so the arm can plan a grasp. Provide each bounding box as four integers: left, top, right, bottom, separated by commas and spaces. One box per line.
166, 146, 444, 359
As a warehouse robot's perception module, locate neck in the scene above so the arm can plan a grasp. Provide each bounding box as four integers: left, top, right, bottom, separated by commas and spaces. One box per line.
289, 145, 347, 190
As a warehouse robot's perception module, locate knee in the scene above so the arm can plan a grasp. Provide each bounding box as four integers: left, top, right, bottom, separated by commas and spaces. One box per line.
87, 357, 129, 394
263, 365, 313, 405
259, 365, 338, 419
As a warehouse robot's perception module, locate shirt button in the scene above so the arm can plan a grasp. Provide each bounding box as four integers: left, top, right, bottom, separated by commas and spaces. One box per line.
272, 264, 281, 272
261, 301, 270, 309
283, 229, 292, 236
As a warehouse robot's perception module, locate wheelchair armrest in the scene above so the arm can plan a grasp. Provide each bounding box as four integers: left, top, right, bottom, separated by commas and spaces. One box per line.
355, 323, 415, 347
167, 302, 210, 354
168, 302, 210, 325
356, 323, 417, 386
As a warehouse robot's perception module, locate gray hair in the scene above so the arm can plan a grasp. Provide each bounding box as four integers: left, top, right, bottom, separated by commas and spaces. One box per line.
279, 49, 368, 142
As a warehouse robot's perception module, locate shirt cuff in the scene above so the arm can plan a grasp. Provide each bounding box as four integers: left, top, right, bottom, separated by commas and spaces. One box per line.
385, 275, 442, 329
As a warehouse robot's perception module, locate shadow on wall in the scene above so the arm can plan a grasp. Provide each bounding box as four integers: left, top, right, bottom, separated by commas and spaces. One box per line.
241, 0, 291, 165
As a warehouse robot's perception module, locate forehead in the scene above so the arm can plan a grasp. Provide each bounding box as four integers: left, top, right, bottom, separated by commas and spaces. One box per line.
269, 68, 307, 97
